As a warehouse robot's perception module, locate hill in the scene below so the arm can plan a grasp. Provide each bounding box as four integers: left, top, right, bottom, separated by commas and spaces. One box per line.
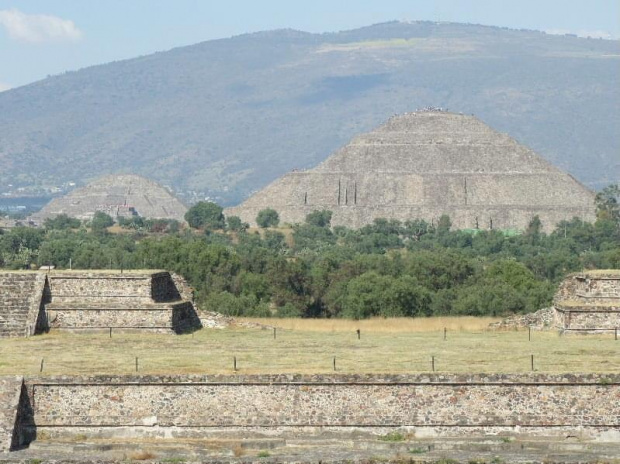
0, 21, 618, 205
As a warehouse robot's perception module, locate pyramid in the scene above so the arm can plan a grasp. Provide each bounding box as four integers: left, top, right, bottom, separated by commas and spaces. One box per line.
34, 174, 187, 222
226, 111, 596, 231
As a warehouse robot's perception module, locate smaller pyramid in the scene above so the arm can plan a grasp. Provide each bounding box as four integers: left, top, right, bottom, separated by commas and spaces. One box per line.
34, 174, 187, 222
226, 111, 596, 231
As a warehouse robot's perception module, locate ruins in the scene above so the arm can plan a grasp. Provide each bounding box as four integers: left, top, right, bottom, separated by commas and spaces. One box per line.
33, 174, 188, 223
226, 111, 596, 232
554, 270, 620, 333
0, 271, 200, 337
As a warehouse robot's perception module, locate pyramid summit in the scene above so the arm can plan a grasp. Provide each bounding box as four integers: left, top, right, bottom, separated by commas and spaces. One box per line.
226, 111, 596, 231
34, 174, 188, 223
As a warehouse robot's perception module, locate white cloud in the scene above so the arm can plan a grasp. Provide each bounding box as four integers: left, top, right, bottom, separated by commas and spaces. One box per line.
0, 82, 11, 92
0, 8, 82, 43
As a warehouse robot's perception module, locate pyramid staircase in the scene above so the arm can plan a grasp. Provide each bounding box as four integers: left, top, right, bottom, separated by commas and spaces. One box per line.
0, 273, 45, 338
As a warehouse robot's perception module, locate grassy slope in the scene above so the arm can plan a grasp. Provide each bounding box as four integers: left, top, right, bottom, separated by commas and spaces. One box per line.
1, 317, 619, 375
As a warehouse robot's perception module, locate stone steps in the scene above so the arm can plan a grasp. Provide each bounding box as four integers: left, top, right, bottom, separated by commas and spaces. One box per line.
0, 273, 41, 338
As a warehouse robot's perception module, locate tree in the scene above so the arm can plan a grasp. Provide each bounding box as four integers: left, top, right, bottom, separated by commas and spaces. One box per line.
43, 214, 81, 230
185, 201, 225, 229
226, 215, 249, 232
305, 210, 332, 228
90, 211, 114, 231
256, 208, 279, 228
437, 214, 452, 234
595, 184, 620, 223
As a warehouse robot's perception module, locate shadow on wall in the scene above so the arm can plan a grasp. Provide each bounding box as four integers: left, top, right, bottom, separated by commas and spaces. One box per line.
10, 383, 35, 451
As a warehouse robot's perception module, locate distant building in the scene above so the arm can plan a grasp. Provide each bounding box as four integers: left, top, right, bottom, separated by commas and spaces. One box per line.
32, 174, 188, 223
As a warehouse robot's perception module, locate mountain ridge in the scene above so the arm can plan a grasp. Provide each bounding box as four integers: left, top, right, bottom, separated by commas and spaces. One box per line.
0, 21, 618, 205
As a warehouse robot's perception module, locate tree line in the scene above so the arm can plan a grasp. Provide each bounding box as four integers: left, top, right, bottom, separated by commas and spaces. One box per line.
0, 185, 618, 320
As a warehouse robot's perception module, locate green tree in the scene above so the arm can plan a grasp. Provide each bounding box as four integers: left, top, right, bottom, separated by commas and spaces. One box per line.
90, 211, 114, 231
184, 201, 225, 229
305, 210, 333, 227
256, 208, 279, 228
595, 184, 620, 223
43, 214, 81, 230
226, 215, 249, 232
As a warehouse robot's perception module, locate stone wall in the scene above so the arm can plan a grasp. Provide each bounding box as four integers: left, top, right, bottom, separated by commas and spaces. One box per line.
553, 271, 620, 332
48, 272, 155, 304
16, 374, 620, 443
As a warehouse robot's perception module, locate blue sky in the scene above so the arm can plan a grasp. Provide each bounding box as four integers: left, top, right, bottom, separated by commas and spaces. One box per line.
1, 0, 618, 90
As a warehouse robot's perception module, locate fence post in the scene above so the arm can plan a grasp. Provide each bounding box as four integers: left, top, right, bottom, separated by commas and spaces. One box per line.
356, 329, 361, 340
273, 327, 276, 340
616, 328, 618, 341
109, 327, 112, 338
531, 354, 534, 372
40, 358, 44, 373
234, 356, 237, 371
135, 357, 139, 372
443, 327, 447, 341
333, 357, 336, 371
431, 356, 435, 372
528, 326, 531, 341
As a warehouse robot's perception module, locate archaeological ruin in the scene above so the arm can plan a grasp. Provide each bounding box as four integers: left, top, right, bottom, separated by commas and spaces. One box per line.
554, 270, 620, 333
33, 174, 188, 223
226, 111, 596, 232
0, 271, 200, 337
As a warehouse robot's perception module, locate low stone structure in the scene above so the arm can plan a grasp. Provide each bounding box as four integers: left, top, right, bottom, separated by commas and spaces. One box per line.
553, 270, 620, 333
226, 111, 596, 232
2, 373, 618, 453
0, 271, 201, 337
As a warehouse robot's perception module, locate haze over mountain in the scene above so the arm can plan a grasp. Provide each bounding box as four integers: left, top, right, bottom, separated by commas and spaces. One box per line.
0, 21, 618, 205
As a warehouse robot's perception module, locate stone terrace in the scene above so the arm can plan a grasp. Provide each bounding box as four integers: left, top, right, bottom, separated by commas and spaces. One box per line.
554, 270, 620, 333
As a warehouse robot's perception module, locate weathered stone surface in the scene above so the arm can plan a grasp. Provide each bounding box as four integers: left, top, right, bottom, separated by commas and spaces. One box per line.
0, 273, 46, 338
553, 270, 620, 332
226, 111, 596, 232
2, 271, 201, 336
33, 174, 187, 222
0, 377, 23, 453
19, 374, 620, 432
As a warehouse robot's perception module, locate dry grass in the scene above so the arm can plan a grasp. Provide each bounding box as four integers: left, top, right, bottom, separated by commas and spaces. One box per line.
128, 450, 157, 460
239, 316, 499, 333
1, 317, 619, 376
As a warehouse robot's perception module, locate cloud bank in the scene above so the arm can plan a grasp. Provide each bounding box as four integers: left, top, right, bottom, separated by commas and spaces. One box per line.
0, 8, 82, 43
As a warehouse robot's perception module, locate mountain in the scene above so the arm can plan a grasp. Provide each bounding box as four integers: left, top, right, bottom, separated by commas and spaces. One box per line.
0, 21, 618, 206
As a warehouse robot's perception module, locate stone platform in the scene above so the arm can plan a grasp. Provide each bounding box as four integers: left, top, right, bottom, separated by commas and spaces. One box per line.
554, 270, 620, 333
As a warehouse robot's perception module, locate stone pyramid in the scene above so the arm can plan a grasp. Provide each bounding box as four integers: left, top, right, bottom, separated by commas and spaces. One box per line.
35, 174, 187, 222
226, 111, 595, 231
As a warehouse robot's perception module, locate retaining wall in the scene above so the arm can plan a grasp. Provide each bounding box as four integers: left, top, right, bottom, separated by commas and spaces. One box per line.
15, 374, 620, 444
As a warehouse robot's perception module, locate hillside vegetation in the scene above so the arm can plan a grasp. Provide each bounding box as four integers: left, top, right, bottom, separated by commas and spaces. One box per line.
0, 21, 618, 204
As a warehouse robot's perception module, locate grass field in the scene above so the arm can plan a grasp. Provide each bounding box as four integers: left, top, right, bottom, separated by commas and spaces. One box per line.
1, 317, 619, 376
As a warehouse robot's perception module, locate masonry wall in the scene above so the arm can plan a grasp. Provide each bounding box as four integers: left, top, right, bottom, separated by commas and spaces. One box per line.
22, 374, 620, 433
49, 273, 155, 304
553, 272, 620, 332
